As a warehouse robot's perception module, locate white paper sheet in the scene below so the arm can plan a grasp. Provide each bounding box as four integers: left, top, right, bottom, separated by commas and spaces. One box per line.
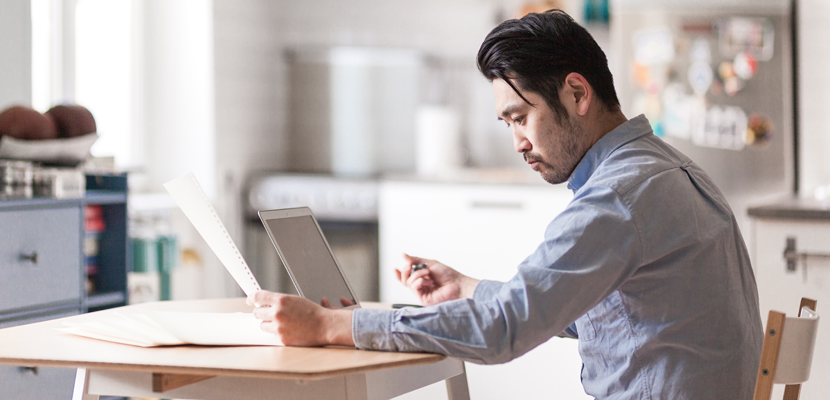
164, 172, 261, 296
143, 311, 282, 346
58, 311, 282, 347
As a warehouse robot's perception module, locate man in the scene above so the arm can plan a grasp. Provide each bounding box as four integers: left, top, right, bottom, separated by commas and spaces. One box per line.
249, 10, 763, 399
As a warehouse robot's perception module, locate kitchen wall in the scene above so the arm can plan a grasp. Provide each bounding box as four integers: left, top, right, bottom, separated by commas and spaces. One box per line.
0, 0, 32, 108
212, 0, 509, 185
797, 0, 830, 197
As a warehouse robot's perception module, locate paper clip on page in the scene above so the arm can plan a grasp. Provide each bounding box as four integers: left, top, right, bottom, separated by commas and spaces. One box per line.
164, 172, 261, 296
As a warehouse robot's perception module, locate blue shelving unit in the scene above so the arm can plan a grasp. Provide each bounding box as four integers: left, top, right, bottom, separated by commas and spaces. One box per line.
0, 173, 128, 399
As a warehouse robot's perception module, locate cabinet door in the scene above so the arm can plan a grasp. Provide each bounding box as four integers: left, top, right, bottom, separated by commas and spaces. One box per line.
379, 180, 589, 400
0, 309, 80, 400
0, 207, 82, 313
752, 219, 830, 400
380, 181, 572, 302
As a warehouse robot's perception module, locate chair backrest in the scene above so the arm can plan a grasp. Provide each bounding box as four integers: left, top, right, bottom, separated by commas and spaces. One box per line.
753, 298, 820, 400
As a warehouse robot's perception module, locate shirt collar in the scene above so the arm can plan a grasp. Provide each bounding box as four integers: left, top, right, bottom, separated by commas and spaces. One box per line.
567, 114, 653, 192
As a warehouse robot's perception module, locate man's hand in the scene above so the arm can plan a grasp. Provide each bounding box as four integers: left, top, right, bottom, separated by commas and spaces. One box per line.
247, 290, 355, 347
396, 254, 480, 306
320, 296, 354, 308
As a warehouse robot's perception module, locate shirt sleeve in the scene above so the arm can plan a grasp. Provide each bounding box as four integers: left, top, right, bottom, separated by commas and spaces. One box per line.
353, 184, 642, 364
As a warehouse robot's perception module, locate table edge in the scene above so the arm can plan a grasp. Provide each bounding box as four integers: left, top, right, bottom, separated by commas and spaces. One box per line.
0, 352, 448, 381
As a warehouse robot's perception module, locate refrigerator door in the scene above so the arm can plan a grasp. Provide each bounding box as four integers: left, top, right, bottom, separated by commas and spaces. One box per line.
611, 0, 794, 214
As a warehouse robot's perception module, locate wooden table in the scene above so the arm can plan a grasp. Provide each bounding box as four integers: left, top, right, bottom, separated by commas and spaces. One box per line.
0, 298, 470, 400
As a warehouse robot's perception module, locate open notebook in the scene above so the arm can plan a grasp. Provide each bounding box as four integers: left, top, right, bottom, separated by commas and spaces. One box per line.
58, 172, 274, 347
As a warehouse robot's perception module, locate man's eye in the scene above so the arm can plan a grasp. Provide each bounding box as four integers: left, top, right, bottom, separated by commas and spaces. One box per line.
513, 117, 524, 125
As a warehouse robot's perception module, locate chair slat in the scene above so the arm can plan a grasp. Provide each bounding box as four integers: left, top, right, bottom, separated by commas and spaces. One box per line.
754, 311, 786, 400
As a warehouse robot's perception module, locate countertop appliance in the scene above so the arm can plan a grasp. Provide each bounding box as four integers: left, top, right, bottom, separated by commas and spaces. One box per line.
244, 174, 379, 302
286, 47, 422, 177
612, 0, 795, 225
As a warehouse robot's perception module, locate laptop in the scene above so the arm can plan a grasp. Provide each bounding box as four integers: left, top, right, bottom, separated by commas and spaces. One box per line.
258, 207, 361, 309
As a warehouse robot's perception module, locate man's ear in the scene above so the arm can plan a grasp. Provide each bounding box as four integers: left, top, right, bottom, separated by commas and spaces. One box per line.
562, 72, 592, 116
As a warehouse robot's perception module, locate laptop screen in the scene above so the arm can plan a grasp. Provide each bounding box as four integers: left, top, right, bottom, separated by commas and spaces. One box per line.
265, 215, 357, 308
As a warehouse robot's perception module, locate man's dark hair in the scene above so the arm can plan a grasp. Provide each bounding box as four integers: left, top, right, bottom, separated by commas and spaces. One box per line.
477, 10, 620, 121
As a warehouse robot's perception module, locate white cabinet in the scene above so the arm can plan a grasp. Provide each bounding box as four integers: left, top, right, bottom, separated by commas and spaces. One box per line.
750, 213, 830, 400
379, 179, 591, 400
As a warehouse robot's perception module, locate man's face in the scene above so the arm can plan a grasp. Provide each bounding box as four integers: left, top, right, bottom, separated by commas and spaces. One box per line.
493, 78, 590, 185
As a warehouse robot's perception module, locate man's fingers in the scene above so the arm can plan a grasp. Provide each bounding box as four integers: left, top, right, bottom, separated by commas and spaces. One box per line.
405, 269, 431, 287
251, 290, 283, 307
396, 267, 412, 284
253, 304, 277, 321
321, 297, 331, 308
259, 320, 278, 334
403, 253, 427, 265
411, 276, 434, 291
340, 297, 354, 307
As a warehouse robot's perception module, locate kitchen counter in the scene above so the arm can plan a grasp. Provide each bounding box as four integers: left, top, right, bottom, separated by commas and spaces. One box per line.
383, 168, 554, 187
747, 196, 830, 221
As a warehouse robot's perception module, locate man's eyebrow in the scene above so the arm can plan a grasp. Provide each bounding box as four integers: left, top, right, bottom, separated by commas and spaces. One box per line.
498, 103, 523, 120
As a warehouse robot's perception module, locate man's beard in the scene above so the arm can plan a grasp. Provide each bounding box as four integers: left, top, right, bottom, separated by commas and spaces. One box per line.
523, 116, 587, 185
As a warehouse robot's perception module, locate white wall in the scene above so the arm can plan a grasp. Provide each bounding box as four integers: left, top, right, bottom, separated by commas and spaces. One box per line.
797, 0, 830, 196
142, 0, 216, 196
139, 0, 236, 298
0, 0, 32, 108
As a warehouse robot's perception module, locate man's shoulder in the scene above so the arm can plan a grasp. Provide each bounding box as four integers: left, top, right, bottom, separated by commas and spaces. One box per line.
584, 134, 690, 197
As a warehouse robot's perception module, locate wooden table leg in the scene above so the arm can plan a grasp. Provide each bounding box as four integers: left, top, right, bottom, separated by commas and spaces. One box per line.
445, 362, 470, 400
72, 368, 99, 400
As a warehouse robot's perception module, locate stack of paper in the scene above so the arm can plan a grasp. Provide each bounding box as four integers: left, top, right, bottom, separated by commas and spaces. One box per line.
58, 311, 282, 347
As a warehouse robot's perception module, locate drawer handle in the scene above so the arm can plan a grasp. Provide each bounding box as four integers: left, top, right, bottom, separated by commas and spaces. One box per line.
17, 366, 39, 375
20, 251, 38, 265
784, 237, 830, 272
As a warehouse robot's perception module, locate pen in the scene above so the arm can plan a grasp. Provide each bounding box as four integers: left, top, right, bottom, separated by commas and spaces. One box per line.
411, 263, 428, 272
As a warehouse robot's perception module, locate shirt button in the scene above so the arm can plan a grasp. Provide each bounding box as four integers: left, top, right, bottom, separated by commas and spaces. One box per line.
372, 342, 379, 350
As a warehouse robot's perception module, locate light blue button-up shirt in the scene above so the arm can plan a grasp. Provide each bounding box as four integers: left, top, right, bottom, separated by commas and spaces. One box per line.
353, 115, 763, 399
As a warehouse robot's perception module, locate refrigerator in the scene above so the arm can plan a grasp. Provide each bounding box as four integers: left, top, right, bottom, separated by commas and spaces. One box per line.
611, 0, 795, 229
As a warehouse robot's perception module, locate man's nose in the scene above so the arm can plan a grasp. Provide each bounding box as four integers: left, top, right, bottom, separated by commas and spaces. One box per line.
513, 131, 531, 153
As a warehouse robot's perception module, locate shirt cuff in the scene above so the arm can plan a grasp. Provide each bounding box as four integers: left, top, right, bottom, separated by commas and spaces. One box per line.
472, 279, 504, 301
352, 308, 398, 351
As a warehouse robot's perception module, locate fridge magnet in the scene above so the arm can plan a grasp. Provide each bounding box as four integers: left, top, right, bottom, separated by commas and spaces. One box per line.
717, 61, 735, 80
716, 61, 744, 96
703, 106, 724, 147
662, 83, 695, 140
694, 105, 747, 150
632, 62, 651, 89
744, 113, 774, 149
719, 17, 774, 61
733, 51, 758, 80
633, 27, 675, 65
720, 106, 748, 150
687, 61, 713, 96
633, 92, 664, 132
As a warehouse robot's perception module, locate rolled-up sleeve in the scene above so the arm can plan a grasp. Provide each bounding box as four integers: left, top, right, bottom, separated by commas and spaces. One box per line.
352, 184, 642, 364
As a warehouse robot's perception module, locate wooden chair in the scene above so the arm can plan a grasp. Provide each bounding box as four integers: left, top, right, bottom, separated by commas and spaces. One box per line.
753, 298, 820, 400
